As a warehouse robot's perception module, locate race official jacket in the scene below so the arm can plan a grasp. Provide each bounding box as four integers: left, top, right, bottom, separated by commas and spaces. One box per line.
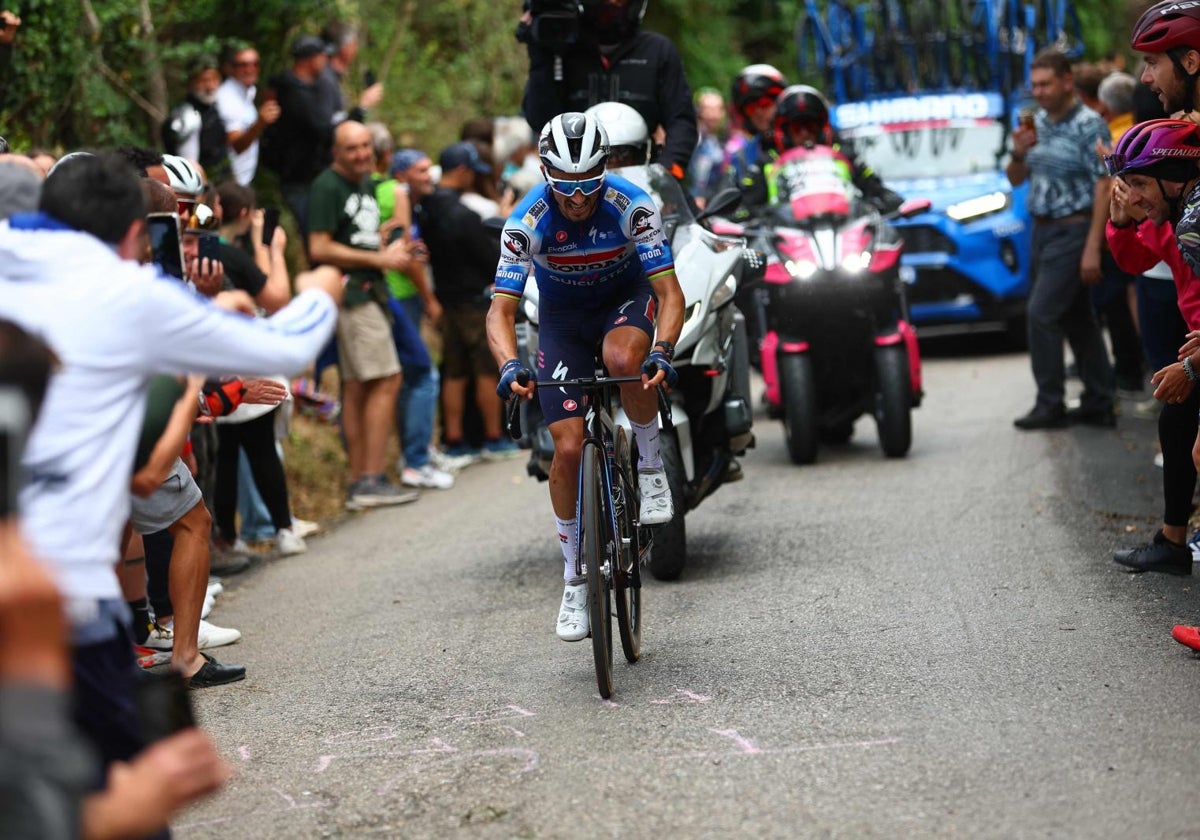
1107, 218, 1200, 330
492, 173, 675, 309
522, 31, 698, 178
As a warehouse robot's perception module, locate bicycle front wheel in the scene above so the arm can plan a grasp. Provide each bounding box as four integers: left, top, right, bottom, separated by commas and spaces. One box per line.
581, 442, 614, 698
612, 427, 641, 663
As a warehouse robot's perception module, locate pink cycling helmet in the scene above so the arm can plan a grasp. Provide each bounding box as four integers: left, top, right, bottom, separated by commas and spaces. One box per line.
1131, 0, 1200, 53
1106, 118, 1200, 181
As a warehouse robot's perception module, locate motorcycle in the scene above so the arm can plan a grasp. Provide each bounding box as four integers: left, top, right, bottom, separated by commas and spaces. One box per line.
516, 163, 763, 580
720, 144, 930, 464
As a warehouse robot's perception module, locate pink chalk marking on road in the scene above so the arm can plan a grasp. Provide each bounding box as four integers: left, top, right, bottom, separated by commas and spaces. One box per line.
375, 748, 540, 796
314, 755, 335, 773
448, 705, 536, 726
656, 736, 902, 763
314, 738, 458, 773
601, 698, 620, 708
504, 726, 526, 738
239, 745, 251, 761
708, 728, 762, 754
651, 688, 712, 704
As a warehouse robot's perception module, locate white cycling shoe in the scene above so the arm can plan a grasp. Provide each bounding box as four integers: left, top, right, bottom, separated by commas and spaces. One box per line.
638, 467, 674, 525
556, 583, 589, 642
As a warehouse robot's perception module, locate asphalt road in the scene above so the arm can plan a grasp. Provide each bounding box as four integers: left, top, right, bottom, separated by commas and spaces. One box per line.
177, 344, 1200, 839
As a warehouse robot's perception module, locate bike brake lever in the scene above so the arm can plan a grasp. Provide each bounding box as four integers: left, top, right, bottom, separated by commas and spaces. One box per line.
505, 370, 531, 441
656, 385, 674, 433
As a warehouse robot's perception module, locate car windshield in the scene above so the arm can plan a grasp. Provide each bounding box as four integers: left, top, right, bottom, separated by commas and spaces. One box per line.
840, 119, 1007, 179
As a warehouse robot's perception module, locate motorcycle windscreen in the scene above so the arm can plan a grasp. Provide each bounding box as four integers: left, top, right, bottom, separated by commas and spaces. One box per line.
772, 146, 854, 222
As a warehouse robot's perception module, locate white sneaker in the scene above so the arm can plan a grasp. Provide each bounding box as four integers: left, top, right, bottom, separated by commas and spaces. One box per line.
196, 619, 241, 649
1189, 531, 1200, 564
291, 517, 320, 539
556, 583, 589, 642
402, 464, 455, 489
275, 527, 307, 556
201, 592, 215, 619
638, 467, 674, 525
143, 621, 175, 651
206, 578, 224, 597
430, 448, 478, 473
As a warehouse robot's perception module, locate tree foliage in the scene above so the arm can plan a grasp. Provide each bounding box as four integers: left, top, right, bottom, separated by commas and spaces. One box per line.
0, 0, 1138, 157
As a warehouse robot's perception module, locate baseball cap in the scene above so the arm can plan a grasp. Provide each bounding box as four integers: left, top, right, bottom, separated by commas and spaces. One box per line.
390, 148, 428, 176
438, 142, 492, 175
291, 35, 332, 59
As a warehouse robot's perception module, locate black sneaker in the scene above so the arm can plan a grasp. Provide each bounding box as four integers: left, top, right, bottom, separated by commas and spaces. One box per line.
1112, 530, 1192, 575
1013, 406, 1068, 430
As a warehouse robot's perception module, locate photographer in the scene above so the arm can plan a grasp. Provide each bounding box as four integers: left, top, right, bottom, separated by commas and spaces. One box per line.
519, 0, 697, 181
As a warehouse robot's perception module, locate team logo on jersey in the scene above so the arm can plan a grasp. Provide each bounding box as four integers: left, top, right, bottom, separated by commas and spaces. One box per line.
556, 230, 568, 242
522, 199, 548, 227
563, 399, 578, 412
630, 206, 654, 237
606, 188, 631, 213
546, 244, 628, 273
614, 315, 628, 325
503, 229, 530, 258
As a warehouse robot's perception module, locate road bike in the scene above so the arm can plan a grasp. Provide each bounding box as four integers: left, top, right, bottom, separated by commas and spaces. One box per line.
796, 0, 871, 101
506, 367, 668, 699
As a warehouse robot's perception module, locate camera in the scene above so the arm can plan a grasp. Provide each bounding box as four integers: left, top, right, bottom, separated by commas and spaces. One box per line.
518, 0, 601, 51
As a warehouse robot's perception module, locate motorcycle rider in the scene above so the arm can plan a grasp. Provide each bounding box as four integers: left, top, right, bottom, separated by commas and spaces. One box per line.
737, 85, 903, 216
485, 111, 685, 642
519, 0, 697, 182
723, 64, 789, 186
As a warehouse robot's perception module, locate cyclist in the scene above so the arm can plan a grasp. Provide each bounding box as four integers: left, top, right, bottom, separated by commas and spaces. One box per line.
485, 111, 684, 642
1132, 0, 1200, 116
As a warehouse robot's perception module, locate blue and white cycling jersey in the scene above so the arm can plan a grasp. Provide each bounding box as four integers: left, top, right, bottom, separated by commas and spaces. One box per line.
493, 173, 675, 308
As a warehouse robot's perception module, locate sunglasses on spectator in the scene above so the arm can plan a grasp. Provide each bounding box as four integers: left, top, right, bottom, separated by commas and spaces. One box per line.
544, 172, 606, 197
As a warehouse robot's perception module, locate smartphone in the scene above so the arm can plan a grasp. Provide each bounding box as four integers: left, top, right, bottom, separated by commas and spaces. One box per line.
146, 212, 184, 281
136, 669, 197, 743
0, 387, 30, 518
196, 231, 221, 264
364, 69, 377, 88
261, 205, 281, 247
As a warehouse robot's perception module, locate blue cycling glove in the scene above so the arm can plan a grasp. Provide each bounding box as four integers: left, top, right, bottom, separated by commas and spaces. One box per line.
496, 358, 529, 399
642, 349, 678, 389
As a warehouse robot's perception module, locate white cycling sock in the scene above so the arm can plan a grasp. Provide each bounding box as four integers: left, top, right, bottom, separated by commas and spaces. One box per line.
631, 418, 663, 471
556, 516, 582, 583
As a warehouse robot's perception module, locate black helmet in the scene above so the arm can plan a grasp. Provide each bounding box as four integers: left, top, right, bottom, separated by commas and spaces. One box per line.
583, 0, 648, 46
773, 85, 830, 150
731, 64, 788, 121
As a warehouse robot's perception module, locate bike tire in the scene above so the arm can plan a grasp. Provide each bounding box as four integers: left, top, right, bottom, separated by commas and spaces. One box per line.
612, 427, 641, 663
780, 353, 819, 465
581, 442, 614, 698
648, 430, 688, 581
874, 344, 913, 458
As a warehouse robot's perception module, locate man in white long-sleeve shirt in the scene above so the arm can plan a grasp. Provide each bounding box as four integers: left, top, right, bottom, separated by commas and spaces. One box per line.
0, 153, 343, 792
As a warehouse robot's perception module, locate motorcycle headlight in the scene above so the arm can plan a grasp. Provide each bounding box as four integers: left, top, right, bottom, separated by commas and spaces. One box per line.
946, 191, 1010, 222
840, 252, 870, 274
785, 259, 818, 280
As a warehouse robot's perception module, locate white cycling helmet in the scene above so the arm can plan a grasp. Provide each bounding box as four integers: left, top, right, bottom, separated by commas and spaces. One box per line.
161, 154, 204, 198
538, 112, 609, 174
585, 102, 650, 167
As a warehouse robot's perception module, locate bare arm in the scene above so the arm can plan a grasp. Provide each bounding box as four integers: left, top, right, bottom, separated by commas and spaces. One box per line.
130, 376, 203, 498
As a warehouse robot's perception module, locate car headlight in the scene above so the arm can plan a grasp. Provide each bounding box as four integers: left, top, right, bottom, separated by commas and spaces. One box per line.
946, 191, 1010, 222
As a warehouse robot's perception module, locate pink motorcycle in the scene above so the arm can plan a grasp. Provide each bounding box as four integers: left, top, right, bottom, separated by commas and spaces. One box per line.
722, 144, 930, 464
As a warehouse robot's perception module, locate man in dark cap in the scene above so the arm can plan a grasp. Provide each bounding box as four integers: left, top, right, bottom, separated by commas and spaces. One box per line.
260, 34, 337, 237
162, 55, 230, 181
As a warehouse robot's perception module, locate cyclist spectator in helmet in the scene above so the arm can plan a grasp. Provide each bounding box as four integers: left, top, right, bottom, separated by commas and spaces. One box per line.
1106, 120, 1200, 580
1132, 0, 1200, 116
486, 111, 684, 643
162, 55, 231, 183
724, 64, 788, 184
736, 85, 903, 215
519, 0, 698, 182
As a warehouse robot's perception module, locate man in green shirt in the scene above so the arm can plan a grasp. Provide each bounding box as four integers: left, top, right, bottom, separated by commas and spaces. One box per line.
309, 120, 425, 509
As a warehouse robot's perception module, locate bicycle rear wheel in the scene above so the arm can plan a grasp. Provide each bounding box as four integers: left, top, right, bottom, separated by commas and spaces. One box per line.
581, 442, 614, 698
612, 427, 641, 663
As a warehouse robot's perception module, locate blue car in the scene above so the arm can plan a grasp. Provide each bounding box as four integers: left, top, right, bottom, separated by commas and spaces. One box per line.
833, 92, 1031, 340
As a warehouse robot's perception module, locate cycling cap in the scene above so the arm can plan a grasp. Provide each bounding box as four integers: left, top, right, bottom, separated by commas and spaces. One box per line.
161, 154, 205, 197
1131, 0, 1200, 53
731, 64, 788, 117
539, 112, 609, 174
585, 102, 650, 166
1105, 118, 1200, 180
